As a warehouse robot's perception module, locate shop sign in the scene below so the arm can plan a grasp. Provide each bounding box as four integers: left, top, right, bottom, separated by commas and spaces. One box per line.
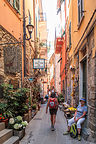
33, 59, 45, 69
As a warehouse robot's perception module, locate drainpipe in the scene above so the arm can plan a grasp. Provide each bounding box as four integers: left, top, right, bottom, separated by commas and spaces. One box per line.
65, 0, 67, 101
23, 0, 26, 77
33, 0, 36, 57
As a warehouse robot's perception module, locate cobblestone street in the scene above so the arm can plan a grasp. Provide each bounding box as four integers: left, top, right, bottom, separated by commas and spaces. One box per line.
19, 104, 94, 144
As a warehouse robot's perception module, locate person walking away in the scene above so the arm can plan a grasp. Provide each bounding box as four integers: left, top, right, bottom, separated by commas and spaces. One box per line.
63, 98, 87, 141
46, 92, 58, 131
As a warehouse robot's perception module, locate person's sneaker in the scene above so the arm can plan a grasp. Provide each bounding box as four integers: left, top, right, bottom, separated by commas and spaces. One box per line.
52, 127, 55, 131
78, 135, 81, 141
51, 125, 55, 131
63, 131, 69, 135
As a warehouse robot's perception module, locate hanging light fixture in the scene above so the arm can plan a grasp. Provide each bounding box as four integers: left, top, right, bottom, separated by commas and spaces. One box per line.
26, 24, 34, 40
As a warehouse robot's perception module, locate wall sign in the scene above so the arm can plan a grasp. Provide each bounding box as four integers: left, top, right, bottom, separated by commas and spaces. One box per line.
33, 59, 45, 69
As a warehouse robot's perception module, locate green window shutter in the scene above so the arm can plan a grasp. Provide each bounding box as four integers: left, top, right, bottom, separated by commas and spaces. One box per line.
13, 0, 20, 13
7, 0, 14, 6
69, 21, 71, 48
78, 0, 84, 23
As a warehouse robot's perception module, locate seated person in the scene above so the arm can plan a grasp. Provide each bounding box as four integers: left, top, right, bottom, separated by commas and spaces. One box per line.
63, 97, 87, 141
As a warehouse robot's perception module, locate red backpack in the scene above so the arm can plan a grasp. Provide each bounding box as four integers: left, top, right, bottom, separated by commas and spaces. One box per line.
49, 98, 57, 109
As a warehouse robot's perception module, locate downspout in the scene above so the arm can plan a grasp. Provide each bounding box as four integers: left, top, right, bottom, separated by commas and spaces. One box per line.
65, 0, 67, 101
23, 0, 26, 77
33, 0, 36, 57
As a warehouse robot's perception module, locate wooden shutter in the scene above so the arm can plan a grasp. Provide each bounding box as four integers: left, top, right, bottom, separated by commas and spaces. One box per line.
7, 0, 14, 6
14, 0, 20, 12
78, 0, 84, 24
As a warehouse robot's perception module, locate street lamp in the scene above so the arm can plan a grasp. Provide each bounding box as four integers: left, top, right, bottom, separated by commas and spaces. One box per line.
26, 24, 34, 40
23, 23, 34, 77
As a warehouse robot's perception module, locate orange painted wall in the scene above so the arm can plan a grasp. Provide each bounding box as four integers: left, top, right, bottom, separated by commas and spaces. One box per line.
0, 0, 23, 41
60, 40, 66, 91
0, 0, 24, 82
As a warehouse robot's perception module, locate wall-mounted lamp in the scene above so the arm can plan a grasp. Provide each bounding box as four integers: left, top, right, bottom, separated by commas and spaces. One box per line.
26, 24, 34, 40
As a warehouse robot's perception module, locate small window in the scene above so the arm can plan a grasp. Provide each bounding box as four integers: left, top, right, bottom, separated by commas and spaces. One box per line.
7, 0, 14, 6
69, 21, 71, 48
78, 0, 84, 24
13, 0, 20, 12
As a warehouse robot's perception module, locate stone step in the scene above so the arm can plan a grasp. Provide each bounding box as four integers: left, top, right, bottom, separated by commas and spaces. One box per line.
0, 122, 5, 131
0, 129, 13, 144
3, 136, 19, 144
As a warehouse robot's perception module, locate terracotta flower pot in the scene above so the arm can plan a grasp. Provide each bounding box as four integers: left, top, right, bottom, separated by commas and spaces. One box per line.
2, 119, 8, 127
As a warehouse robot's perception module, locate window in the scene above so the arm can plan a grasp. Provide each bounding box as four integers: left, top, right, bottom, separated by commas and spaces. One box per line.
78, 0, 84, 24
13, 0, 20, 12
69, 21, 71, 48
7, 0, 14, 6
7, 0, 20, 13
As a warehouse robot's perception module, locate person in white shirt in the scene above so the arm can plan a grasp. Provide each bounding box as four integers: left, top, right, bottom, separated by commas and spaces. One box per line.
63, 98, 87, 141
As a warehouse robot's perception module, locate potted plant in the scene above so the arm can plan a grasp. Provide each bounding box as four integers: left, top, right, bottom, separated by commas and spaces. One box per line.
8, 116, 28, 140
0, 102, 12, 127
0, 83, 30, 116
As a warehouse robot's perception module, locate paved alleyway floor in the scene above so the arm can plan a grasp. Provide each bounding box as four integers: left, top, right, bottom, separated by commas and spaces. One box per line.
20, 104, 94, 144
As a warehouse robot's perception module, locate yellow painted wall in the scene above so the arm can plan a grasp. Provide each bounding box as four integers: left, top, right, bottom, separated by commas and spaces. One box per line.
72, 0, 96, 52
68, 0, 96, 65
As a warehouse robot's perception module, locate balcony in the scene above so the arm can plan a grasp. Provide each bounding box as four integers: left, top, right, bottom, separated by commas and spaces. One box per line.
55, 37, 64, 54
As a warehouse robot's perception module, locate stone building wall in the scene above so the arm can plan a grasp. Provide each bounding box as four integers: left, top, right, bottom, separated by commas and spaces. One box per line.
87, 28, 96, 142
0, 26, 22, 88
74, 52, 79, 106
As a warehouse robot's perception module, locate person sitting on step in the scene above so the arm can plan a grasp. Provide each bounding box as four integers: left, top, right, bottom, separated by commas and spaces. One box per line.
63, 97, 87, 141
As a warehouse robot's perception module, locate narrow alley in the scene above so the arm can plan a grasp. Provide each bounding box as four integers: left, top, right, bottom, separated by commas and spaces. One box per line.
0, 0, 96, 143
20, 105, 92, 144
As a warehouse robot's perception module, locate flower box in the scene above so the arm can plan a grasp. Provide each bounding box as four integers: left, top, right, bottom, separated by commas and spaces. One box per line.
9, 116, 28, 139
14, 128, 25, 140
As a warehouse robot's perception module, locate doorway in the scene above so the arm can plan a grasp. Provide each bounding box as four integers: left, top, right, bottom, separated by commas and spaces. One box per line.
80, 58, 87, 103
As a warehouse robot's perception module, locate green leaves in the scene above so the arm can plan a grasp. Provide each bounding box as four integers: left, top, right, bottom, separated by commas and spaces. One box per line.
0, 83, 30, 117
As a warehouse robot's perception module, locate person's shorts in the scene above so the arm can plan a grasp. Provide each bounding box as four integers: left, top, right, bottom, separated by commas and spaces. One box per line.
49, 108, 57, 115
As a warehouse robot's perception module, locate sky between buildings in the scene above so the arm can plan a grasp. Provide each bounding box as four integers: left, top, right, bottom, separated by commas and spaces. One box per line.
42, 0, 57, 59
